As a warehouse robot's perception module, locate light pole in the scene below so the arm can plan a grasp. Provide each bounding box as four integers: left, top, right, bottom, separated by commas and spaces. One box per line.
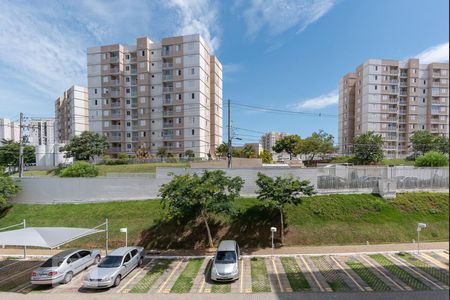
270, 227, 277, 258
120, 228, 128, 247
417, 223, 427, 254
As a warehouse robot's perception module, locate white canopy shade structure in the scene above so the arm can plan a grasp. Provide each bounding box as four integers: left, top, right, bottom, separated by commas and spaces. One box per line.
0, 227, 104, 249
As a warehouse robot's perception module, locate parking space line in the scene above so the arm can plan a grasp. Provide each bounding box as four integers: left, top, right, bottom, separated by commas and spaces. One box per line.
157, 260, 183, 294
117, 259, 154, 293
271, 258, 284, 292
299, 256, 324, 292
329, 256, 365, 291
420, 253, 449, 270
388, 254, 443, 290
439, 252, 449, 259
198, 276, 206, 293
240, 258, 244, 293
359, 255, 405, 291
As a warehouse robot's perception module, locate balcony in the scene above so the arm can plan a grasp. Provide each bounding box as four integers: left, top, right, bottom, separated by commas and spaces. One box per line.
163, 86, 174, 93
162, 63, 173, 68
111, 90, 120, 97
110, 68, 120, 74
400, 72, 408, 77
399, 91, 407, 96
111, 102, 121, 108
163, 122, 174, 128
163, 75, 173, 81
130, 69, 138, 75
110, 56, 119, 63
109, 135, 121, 141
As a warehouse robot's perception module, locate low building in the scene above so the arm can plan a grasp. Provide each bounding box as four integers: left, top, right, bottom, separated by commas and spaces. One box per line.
0, 118, 20, 144
28, 119, 55, 146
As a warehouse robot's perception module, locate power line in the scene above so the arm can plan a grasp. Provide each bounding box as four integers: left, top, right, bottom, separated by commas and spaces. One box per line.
231, 102, 337, 118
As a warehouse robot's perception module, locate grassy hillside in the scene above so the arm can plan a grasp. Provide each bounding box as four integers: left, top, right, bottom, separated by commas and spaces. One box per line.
0, 192, 447, 250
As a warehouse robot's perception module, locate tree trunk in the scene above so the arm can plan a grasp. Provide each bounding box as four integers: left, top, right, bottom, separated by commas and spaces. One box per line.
202, 211, 214, 249
280, 208, 284, 245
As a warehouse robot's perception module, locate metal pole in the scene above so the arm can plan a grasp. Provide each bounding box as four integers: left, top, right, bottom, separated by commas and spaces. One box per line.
125, 231, 128, 247
23, 219, 26, 259
417, 230, 420, 254
271, 231, 274, 258
18, 113, 24, 178
105, 218, 109, 255
227, 99, 232, 169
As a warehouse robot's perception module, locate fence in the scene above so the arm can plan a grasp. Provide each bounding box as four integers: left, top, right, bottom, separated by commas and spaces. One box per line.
12, 166, 448, 204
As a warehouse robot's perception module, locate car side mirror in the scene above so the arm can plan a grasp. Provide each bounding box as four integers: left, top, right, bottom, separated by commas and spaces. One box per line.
123, 263, 128, 267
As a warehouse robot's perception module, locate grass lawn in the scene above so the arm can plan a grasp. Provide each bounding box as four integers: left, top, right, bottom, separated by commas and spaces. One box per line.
250, 258, 271, 292
130, 259, 172, 293
0, 192, 447, 249
170, 258, 204, 293
381, 158, 415, 166
280, 257, 310, 291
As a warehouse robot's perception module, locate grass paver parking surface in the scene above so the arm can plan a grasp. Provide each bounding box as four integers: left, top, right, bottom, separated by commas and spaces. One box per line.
280, 257, 310, 291
170, 258, 204, 293
397, 253, 449, 285
369, 254, 430, 290
311, 256, 351, 292
346, 259, 391, 291
250, 258, 271, 293
211, 282, 231, 293
130, 259, 172, 293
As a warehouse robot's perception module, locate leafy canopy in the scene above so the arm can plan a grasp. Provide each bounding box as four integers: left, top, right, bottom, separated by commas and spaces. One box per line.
272, 135, 302, 159
60, 132, 109, 161
410, 131, 448, 155
215, 142, 228, 158
0, 175, 20, 211
0, 139, 35, 168
297, 130, 335, 162
353, 132, 384, 164
260, 149, 273, 164
415, 151, 448, 167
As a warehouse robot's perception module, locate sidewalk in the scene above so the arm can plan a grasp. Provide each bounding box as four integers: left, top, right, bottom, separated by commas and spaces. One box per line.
0, 241, 447, 258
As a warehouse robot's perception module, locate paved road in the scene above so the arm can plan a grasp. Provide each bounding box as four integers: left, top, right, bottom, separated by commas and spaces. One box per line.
1, 291, 449, 300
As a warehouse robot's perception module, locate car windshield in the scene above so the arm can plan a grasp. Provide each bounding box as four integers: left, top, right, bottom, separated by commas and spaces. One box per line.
215, 251, 236, 264
41, 257, 64, 267
98, 256, 123, 268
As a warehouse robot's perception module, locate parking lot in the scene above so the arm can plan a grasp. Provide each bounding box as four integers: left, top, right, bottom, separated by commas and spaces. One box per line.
0, 250, 448, 295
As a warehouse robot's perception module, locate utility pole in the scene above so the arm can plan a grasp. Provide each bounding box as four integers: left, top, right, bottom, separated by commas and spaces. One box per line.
227, 99, 232, 169
18, 112, 24, 178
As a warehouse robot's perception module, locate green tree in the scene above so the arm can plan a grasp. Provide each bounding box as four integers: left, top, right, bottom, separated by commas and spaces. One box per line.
60, 132, 109, 161
240, 145, 257, 158
259, 149, 273, 164
184, 150, 195, 158
410, 131, 436, 155
433, 135, 449, 154
297, 130, 335, 164
415, 151, 448, 167
216, 142, 228, 158
272, 135, 302, 160
0, 175, 20, 211
0, 139, 35, 169
353, 132, 384, 165
157, 147, 167, 158
159, 170, 244, 248
255, 172, 315, 244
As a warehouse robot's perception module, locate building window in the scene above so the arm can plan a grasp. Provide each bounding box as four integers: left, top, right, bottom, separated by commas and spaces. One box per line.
191, 93, 195, 99
191, 129, 195, 135
139, 74, 144, 80
374, 85, 377, 90
94, 88, 98, 94
191, 68, 195, 75
139, 62, 145, 68
151, 74, 154, 78
141, 50, 145, 56
126, 66, 130, 71
94, 100, 98, 105
140, 97, 146, 104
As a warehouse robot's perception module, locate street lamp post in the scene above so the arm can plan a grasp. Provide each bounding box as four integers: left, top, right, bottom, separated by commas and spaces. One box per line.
120, 228, 128, 247
417, 223, 427, 254
270, 227, 277, 258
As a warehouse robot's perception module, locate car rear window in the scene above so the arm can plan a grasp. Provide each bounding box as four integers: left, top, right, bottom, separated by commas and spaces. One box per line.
41, 257, 65, 267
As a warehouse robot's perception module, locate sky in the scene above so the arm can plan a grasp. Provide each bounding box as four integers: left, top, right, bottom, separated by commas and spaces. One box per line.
0, 0, 448, 145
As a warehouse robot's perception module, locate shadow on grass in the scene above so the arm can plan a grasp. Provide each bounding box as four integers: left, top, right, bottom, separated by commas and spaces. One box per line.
137, 205, 280, 251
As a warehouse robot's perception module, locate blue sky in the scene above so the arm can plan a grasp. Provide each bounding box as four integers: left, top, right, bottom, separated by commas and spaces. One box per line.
0, 0, 448, 145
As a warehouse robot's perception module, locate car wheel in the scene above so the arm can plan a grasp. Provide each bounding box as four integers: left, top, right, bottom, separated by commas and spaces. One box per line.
63, 272, 73, 284
138, 257, 143, 267
113, 275, 121, 287
94, 255, 101, 265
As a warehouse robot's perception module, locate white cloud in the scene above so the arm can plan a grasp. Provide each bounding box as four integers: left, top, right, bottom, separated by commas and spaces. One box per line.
243, 0, 336, 37
165, 0, 221, 52
415, 42, 449, 64
223, 63, 244, 74
293, 89, 338, 110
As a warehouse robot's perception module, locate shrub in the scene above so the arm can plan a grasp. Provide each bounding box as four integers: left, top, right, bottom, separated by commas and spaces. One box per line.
59, 161, 99, 177
415, 151, 448, 167
330, 156, 356, 164
118, 152, 129, 160
0, 176, 20, 211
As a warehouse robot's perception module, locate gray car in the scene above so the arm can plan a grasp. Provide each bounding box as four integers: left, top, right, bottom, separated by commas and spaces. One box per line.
211, 240, 240, 282
82, 246, 145, 289
31, 249, 101, 285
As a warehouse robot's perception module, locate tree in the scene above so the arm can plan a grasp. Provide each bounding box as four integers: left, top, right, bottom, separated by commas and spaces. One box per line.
432, 135, 449, 154
216, 142, 228, 158
60, 132, 109, 161
415, 151, 448, 167
184, 150, 195, 158
353, 132, 384, 165
272, 135, 302, 160
59, 161, 99, 177
0, 175, 20, 211
159, 170, 244, 248
240, 145, 257, 158
259, 149, 273, 164
297, 130, 335, 164
410, 131, 436, 155
0, 139, 35, 169
255, 172, 315, 244
157, 147, 167, 158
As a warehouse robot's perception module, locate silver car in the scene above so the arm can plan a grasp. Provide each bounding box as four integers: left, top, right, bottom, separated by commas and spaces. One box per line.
31, 249, 101, 285
82, 246, 145, 289
211, 240, 240, 282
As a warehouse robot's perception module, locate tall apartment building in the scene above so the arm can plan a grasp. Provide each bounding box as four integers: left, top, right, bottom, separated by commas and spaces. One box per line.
55, 85, 89, 143
339, 58, 449, 158
87, 34, 222, 158
0, 118, 20, 144
260, 132, 288, 153
28, 119, 55, 146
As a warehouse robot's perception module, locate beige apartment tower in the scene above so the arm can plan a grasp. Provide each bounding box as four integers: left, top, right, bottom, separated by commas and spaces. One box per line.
55, 85, 89, 143
87, 34, 222, 158
339, 59, 449, 158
